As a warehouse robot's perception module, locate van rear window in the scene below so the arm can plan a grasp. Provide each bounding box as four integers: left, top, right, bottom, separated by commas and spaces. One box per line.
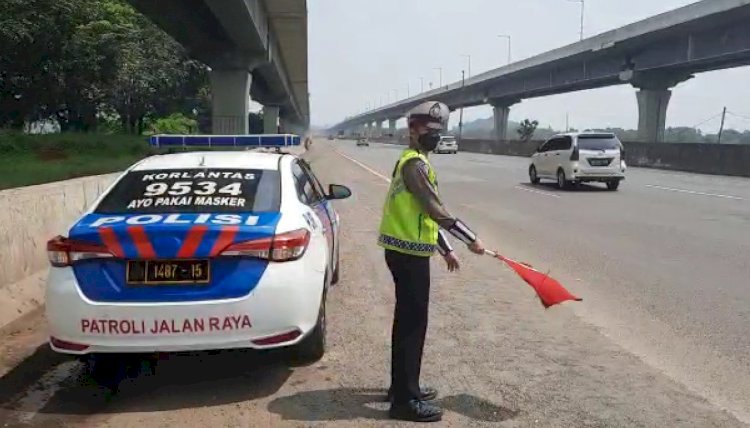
578, 136, 621, 151
95, 168, 281, 214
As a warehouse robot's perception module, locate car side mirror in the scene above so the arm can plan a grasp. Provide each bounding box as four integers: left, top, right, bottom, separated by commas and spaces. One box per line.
327, 184, 352, 200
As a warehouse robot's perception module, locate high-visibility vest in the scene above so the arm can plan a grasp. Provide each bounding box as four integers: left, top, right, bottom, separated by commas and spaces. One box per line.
378, 149, 439, 257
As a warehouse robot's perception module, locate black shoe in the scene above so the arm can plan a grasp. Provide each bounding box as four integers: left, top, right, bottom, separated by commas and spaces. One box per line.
390, 399, 443, 422
385, 386, 438, 402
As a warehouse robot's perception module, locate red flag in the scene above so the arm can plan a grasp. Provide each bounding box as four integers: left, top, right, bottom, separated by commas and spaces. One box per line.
487, 251, 581, 308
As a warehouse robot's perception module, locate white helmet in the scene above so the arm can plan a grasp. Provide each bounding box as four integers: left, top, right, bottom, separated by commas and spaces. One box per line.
406, 101, 449, 130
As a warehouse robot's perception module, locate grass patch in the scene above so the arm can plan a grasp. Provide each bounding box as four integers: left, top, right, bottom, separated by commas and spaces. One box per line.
0, 132, 159, 190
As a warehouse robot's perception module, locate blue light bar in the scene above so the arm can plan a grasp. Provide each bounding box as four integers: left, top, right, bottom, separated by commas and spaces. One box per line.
149, 134, 301, 148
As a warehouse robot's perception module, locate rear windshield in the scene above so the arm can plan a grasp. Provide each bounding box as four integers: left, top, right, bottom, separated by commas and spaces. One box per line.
441, 137, 456, 142
95, 168, 281, 214
577, 136, 621, 151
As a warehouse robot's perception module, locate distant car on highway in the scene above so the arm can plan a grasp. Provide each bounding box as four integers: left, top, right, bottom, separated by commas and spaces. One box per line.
356, 137, 369, 147
45, 134, 352, 383
434, 135, 458, 154
529, 132, 626, 190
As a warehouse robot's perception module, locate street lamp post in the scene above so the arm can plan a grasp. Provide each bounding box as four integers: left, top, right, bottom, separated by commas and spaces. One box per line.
434, 67, 443, 87
497, 35, 512, 65
420, 77, 425, 93
567, 0, 585, 40
458, 70, 466, 144
461, 54, 472, 78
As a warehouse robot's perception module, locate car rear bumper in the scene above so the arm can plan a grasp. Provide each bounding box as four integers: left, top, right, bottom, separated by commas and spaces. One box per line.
571, 168, 625, 182
45, 261, 324, 355
435, 146, 457, 152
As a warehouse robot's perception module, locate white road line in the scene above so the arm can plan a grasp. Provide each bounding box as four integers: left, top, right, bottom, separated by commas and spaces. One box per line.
644, 184, 744, 201
12, 361, 80, 423
514, 185, 562, 199
335, 150, 391, 183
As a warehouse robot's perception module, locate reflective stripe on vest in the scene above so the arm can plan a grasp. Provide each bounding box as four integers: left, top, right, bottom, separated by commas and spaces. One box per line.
378, 149, 439, 257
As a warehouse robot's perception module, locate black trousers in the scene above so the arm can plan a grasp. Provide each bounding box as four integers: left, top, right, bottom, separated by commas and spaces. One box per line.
385, 249, 431, 404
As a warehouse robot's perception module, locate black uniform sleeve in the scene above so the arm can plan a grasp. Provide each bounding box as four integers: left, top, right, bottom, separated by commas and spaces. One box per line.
401, 157, 478, 247
437, 230, 453, 256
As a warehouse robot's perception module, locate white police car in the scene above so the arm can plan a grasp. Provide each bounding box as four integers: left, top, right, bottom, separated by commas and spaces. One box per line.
45, 135, 351, 366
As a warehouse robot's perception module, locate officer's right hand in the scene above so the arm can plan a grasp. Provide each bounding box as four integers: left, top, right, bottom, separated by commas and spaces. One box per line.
468, 238, 485, 255
443, 251, 460, 272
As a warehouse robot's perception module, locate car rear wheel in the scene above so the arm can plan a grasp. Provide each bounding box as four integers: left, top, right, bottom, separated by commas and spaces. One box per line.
291, 296, 326, 364
607, 181, 620, 191
557, 169, 569, 189
529, 165, 540, 185
83, 353, 147, 392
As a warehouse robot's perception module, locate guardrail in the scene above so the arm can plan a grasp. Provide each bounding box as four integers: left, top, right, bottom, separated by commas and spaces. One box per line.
364, 137, 750, 178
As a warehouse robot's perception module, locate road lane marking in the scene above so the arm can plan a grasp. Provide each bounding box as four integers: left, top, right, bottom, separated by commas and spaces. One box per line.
514, 186, 562, 199
335, 150, 391, 183
644, 184, 744, 201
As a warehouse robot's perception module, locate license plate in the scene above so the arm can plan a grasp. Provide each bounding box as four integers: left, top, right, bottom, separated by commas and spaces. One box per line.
127, 260, 210, 285
589, 158, 611, 166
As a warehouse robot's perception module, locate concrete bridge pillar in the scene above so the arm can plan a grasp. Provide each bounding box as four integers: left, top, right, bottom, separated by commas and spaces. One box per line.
375, 120, 383, 136
279, 116, 290, 133
490, 99, 519, 142
636, 89, 671, 143
278, 116, 305, 135
263, 106, 280, 134
389, 119, 397, 136
630, 72, 693, 142
210, 69, 251, 135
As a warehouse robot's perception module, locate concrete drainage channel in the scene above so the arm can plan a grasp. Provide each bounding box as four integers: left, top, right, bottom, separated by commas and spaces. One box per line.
0, 173, 120, 330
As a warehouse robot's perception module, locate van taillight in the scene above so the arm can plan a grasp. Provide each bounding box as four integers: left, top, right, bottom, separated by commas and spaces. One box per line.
46, 236, 114, 267
570, 145, 579, 161
220, 229, 310, 262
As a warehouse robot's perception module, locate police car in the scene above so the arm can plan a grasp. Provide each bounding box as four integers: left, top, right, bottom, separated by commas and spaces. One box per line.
45, 134, 351, 366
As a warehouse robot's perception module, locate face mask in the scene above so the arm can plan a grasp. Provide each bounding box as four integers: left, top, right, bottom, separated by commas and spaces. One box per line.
418, 131, 441, 151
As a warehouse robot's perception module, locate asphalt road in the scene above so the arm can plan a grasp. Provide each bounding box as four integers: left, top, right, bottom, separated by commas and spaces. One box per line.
333, 140, 750, 423
0, 140, 746, 427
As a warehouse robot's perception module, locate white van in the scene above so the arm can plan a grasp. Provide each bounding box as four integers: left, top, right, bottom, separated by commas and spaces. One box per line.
434, 136, 458, 154
529, 132, 626, 190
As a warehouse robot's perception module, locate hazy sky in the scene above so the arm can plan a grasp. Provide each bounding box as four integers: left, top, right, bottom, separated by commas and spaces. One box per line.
307, 0, 750, 132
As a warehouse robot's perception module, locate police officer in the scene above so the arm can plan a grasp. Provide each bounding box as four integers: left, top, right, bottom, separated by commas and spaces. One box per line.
378, 101, 485, 422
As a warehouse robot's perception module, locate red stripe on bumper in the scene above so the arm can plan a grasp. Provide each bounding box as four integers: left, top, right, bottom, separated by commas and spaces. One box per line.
177, 225, 208, 258
127, 226, 156, 259
210, 226, 239, 256
98, 227, 124, 257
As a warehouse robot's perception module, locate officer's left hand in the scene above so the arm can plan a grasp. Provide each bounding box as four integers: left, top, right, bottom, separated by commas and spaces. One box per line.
468, 238, 486, 255
443, 251, 460, 272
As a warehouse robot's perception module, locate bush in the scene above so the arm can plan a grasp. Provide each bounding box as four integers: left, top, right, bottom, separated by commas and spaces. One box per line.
148, 113, 198, 135
0, 132, 158, 189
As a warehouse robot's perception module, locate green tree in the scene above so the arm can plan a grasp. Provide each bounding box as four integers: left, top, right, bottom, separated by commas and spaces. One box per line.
0, 0, 209, 133
517, 119, 539, 142
149, 112, 198, 135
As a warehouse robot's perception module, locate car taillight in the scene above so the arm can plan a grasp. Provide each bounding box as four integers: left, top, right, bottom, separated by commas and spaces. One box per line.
220, 229, 310, 262
251, 329, 302, 346
46, 236, 114, 267
570, 145, 579, 161
50, 337, 90, 352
